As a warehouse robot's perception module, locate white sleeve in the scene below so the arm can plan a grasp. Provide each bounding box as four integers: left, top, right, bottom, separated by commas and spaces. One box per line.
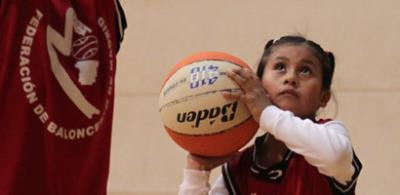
178, 169, 229, 195
210, 175, 230, 195
259, 105, 355, 185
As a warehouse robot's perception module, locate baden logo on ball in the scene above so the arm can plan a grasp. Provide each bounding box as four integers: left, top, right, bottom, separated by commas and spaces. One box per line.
176, 101, 238, 128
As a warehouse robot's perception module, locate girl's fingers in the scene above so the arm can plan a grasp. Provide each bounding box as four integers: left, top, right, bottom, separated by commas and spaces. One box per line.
187, 152, 239, 171
226, 70, 247, 86
228, 68, 259, 92
221, 90, 242, 101
233, 68, 253, 79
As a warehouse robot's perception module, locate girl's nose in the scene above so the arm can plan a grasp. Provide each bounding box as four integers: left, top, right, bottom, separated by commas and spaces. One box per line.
283, 72, 297, 87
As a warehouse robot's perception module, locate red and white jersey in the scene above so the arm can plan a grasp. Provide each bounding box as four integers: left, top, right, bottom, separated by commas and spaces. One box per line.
178, 108, 363, 195
222, 134, 362, 195
0, 0, 126, 194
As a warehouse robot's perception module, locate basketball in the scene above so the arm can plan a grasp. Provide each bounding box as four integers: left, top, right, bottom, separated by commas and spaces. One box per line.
158, 51, 258, 157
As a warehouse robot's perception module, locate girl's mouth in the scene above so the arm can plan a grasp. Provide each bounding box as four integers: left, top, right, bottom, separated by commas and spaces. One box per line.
279, 89, 299, 98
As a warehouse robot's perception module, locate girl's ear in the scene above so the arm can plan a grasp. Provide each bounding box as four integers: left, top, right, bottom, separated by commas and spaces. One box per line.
319, 90, 331, 107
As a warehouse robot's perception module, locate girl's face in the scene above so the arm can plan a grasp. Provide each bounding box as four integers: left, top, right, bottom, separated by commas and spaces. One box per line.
262, 45, 330, 119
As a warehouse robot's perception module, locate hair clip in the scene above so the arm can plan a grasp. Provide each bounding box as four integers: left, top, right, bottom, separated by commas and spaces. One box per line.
264, 39, 275, 50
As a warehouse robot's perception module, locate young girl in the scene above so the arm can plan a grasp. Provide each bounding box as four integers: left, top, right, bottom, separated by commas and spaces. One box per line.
179, 36, 362, 195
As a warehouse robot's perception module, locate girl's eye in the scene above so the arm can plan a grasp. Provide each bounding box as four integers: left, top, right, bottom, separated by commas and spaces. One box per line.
274, 63, 285, 72
299, 67, 312, 76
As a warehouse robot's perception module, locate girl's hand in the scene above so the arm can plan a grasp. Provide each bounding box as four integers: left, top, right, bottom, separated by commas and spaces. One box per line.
222, 68, 271, 123
186, 152, 238, 171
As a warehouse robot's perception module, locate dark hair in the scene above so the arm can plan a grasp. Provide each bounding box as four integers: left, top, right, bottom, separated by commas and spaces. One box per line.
256, 36, 335, 90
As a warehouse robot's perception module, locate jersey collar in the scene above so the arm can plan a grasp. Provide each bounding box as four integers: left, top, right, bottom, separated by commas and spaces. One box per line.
250, 133, 293, 182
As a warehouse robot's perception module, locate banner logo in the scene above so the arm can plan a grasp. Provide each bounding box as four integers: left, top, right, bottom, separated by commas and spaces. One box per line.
18, 8, 115, 140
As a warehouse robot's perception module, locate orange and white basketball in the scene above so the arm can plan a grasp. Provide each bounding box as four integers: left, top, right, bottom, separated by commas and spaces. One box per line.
158, 52, 258, 157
